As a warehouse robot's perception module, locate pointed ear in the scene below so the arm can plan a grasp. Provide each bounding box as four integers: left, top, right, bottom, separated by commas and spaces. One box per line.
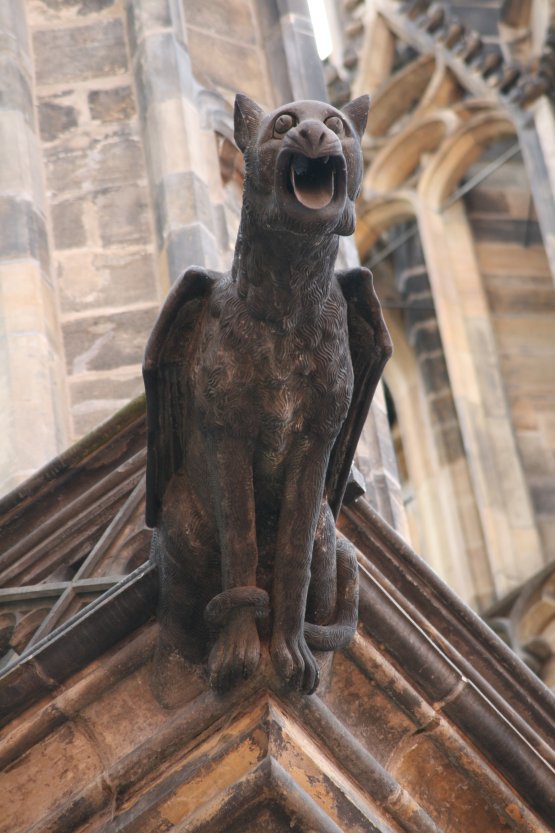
342, 94, 370, 139
234, 93, 265, 152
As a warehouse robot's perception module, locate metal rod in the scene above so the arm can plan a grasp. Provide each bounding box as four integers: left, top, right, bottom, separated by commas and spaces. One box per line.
366, 224, 418, 269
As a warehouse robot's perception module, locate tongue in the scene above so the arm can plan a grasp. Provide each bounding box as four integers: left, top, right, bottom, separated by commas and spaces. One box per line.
291, 165, 334, 210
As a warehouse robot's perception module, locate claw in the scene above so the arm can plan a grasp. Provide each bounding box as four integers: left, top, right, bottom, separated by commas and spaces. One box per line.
271, 634, 320, 694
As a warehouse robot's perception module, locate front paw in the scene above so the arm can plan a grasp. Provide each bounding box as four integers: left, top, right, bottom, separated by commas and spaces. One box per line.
208, 608, 260, 692
271, 632, 320, 694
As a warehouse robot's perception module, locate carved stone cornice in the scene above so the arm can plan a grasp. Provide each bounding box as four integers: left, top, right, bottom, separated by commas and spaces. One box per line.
336, 0, 555, 110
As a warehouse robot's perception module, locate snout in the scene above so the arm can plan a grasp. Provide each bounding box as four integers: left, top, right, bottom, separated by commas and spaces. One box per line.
282, 119, 342, 160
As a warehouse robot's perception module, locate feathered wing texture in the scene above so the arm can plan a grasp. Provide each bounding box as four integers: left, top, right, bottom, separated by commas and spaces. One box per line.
326, 267, 393, 519
143, 267, 217, 528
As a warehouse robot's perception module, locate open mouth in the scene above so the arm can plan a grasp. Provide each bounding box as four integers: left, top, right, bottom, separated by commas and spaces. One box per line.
288, 153, 341, 210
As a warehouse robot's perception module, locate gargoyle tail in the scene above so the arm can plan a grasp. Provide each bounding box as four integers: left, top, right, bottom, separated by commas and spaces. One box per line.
304, 538, 359, 651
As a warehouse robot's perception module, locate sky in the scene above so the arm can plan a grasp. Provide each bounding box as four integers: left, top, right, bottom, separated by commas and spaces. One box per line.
307, 0, 333, 59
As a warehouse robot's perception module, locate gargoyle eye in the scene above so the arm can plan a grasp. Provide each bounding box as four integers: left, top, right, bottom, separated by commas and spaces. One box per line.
325, 116, 344, 135
274, 113, 295, 136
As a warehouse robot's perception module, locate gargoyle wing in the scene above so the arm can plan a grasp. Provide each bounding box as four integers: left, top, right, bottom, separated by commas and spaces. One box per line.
143, 267, 217, 528
326, 267, 393, 519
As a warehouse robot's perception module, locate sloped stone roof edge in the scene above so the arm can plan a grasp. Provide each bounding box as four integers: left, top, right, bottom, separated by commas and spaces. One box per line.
0, 395, 146, 524
341, 501, 555, 747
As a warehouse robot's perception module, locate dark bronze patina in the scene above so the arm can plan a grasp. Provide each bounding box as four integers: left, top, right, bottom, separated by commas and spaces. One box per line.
143, 94, 392, 699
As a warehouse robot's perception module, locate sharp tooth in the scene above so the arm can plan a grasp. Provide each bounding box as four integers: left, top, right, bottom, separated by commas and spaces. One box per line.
323, 156, 329, 164
293, 155, 309, 175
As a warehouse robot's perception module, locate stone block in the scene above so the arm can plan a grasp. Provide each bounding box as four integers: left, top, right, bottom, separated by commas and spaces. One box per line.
0, 0, 30, 57
92, 128, 145, 189
0, 260, 58, 342
165, 222, 220, 281
96, 183, 152, 247
188, 28, 268, 101
0, 263, 67, 480
531, 481, 555, 516
88, 85, 135, 122
51, 197, 87, 249
213, 202, 230, 253
63, 304, 158, 374
133, 31, 195, 116
465, 188, 510, 215
484, 273, 555, 315
503, 353, 555, 393
154, 170, 213, 248
538, 519, 555, 558
494, 315, 555, 356
404, 304, 434, 333
78, 664, 167, 763
434, 421, 464, 465
186, 0, 257, 45
0, 196, 49, 274
447, 4, 501, 36
44, 141, 89, 194
409, 321, 441, 353
418, 353, 450, 395
70, 371, 145, 437
538, 414, 555, 450
33, 19, 127, 86
322, 652, 417, 764
471, 216, 543, 247
0, 56, 34, 124
38, 99, 79, 142
57, 247, 158, 313
476, 242, 550, 278
390, 732, 513, 832
125, 0, 175, 57
487, 419, 540, 529
0, 113, 45, 209
1, 721, 103, 833
397, 268, 429, 298
517, 431, 555, 478
510, 392, 548, 433
28, 0, 117, 25
428, 391, 457, 427
45, 127, 144, 194
141, 98, 190, 185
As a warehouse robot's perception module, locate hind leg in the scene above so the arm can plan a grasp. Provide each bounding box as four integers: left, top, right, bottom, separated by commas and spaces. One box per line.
305, 501, 359, 652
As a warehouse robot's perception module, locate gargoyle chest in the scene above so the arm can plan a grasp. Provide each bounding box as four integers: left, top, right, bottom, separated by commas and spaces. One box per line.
195, 310, 353, 446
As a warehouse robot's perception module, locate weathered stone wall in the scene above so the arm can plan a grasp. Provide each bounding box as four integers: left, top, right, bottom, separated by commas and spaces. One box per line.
2, 0, 280, 466
185, 0, 274, 107
466, 147, 555, 559
29, 0, 160, 439
0, 0, 70, 493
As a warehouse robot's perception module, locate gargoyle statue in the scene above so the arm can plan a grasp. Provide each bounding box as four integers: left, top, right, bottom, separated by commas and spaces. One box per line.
143, 93, 392, 699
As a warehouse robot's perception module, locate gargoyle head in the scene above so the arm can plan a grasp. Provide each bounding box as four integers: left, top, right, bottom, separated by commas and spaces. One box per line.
234, 94, 369, 237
